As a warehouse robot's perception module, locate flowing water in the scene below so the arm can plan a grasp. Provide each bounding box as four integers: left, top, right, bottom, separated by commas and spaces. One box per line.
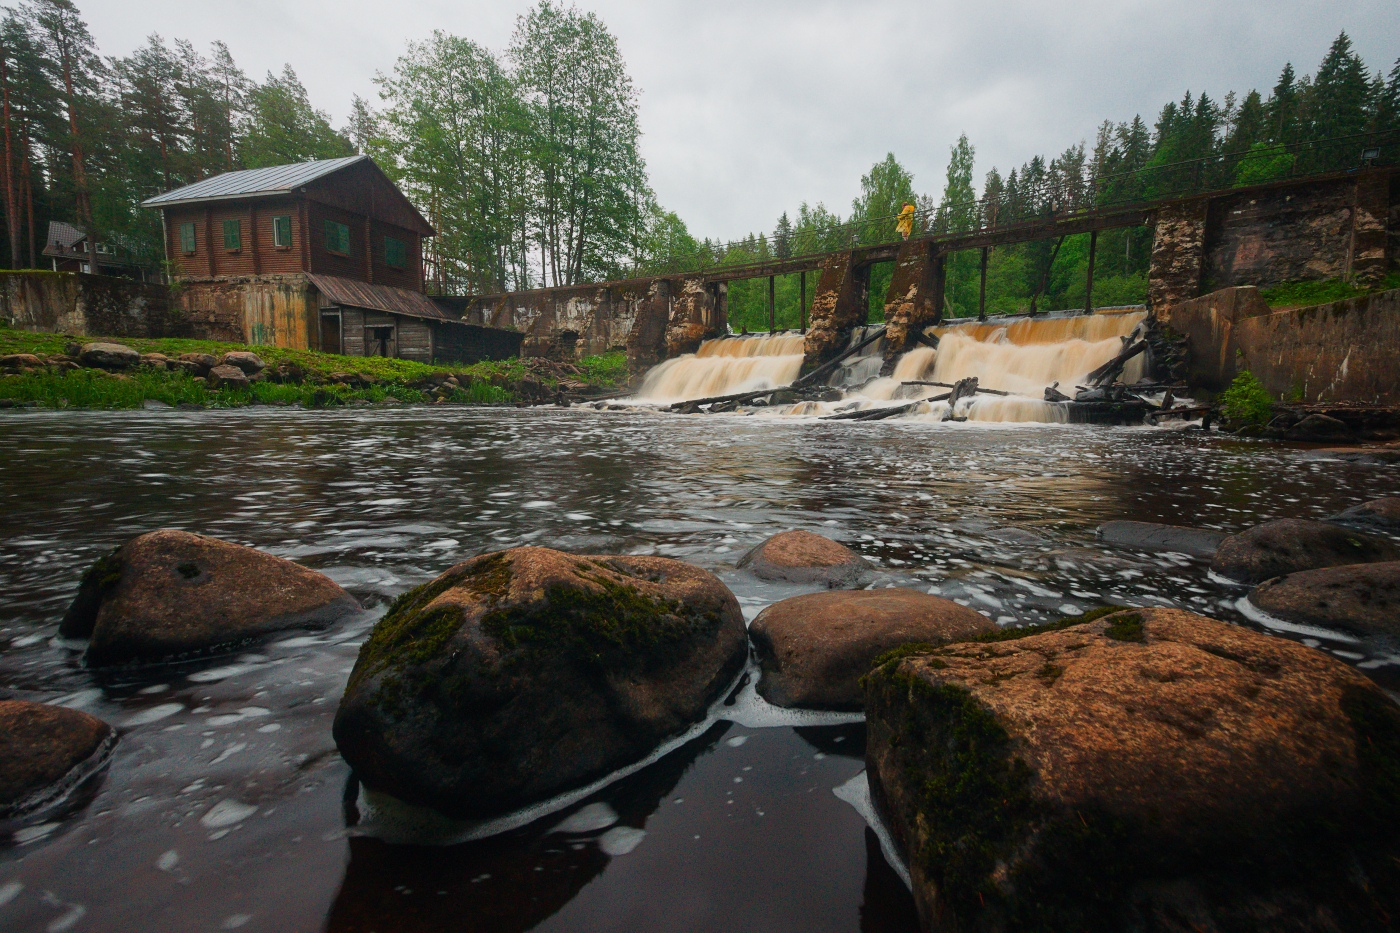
1, 406, 1398, 933
634, 311, 1150, 424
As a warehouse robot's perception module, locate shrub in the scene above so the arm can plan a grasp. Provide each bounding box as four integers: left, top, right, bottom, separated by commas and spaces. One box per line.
1218, 370, 1274, 426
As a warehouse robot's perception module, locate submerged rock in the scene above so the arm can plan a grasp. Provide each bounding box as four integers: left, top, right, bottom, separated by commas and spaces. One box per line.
1330, 497, 1400, 532
1209, 518, 1400, 584
1296, 445, 1400, 465
333, 547, 747, 820
749, 588, 993, 710
1096, 520, 1226, 557
61, 529, 360, 666
736, 530, 872, 587
79, 342, 139, 370
1250, 561, 1400, 638
864, 607, 1400, 931
0, 700, 115, 818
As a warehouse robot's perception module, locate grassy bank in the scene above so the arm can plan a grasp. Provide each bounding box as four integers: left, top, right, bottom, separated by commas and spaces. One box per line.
0, 327, 629, 410
1260, 273, 1400, 309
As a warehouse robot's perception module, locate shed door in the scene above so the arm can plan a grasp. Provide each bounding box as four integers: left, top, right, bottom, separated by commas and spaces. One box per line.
365, 325, 396, 358
320, 311, 342, 355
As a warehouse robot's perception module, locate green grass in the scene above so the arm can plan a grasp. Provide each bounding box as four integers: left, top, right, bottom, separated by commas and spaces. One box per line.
0, 325, 628, 410
1260, 273, 1400, 309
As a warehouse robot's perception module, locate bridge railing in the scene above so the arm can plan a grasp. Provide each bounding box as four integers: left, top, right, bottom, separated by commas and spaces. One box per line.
633, 130, 1398, 281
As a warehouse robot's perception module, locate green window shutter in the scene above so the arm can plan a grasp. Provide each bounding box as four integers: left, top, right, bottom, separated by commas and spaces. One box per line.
222, 219, 241, 251
273, 215, 292, 248
180, 223, 196, 254
324, 220, 349, 255
385, 236, 406, 269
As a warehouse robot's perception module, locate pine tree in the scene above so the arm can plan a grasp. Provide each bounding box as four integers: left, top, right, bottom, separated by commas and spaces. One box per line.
25, 0, 99, 226
240, 65, 352, 169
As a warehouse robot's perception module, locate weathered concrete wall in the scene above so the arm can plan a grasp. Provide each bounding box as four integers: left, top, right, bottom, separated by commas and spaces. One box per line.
664, 277, 726, 359
1202, 177, 1358, 291
0, 271, 189, 338
881, 242, 944, 362
1235, 289, 1400, 404
175, 275, 318, 347
803, 252, 868, 367
1165, 285, 1400, 404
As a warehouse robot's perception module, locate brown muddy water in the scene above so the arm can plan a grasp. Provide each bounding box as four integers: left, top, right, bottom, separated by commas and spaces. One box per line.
1, 406, 1397, 933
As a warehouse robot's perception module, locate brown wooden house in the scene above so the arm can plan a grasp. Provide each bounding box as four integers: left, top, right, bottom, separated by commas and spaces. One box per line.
142, 156, 520, 362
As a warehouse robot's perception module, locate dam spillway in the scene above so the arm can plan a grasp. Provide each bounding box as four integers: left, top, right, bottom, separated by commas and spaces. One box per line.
632, 309, 1151, 424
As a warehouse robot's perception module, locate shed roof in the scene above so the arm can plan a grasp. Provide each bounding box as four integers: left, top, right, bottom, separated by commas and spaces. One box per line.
141, 157, 366, 208
307, 274, 453, 323
44, 220, 86, 250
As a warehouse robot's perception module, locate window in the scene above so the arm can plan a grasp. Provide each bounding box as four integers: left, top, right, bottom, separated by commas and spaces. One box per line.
180, 222, 196, 254
272, 215, 292, 248
324, 219, 350, 255
222, 218, 241, 251
385, 236, 407, 270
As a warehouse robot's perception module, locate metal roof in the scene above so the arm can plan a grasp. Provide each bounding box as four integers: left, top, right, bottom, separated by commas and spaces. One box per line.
307, 274, 454, 323
141, 156, 368, 208
44, 220, 86, 249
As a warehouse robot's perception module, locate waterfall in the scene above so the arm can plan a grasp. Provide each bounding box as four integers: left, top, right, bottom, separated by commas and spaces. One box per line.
632, 309, 1158, 424
634, 333, 806, 402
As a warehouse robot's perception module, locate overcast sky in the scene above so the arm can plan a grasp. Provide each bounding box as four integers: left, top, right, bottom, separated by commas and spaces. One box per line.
81, 1, 1397, 243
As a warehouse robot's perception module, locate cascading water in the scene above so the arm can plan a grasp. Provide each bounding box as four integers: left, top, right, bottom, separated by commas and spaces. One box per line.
634, 333, 806, 402
632, 309, 1162, 424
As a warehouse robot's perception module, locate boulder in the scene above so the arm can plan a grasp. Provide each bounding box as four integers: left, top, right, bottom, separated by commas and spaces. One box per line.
736, 530, 873, 587
1095, 520, 1226, 557
0, 353, 43, 369
221, 351, 266, 374
61, 529, 360, 666
0, 700, 115, 818
139, 353, 169, 370
79, 342, 140, 370
1250, 561, 1400, 638
333, 546, 747, 820
1209, 518, 1400, 584
864, 607, 1400, 931
1284, 412, 1353, 440
176, 352, 217, 376
749, 588, 994, 710
206, 363, 250, 389
1330, 497, 1400, 532
1297, 445, 1400, 465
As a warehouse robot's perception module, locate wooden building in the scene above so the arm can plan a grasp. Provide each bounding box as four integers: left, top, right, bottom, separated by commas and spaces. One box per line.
42, 221, 145, 278
142, 156, 521, 362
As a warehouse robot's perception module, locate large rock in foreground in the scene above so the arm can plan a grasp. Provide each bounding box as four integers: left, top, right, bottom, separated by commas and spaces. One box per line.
865, 607, 1400, 931
79, 342, 139, 370
749, 588, 993, 710
0, 701, 115, 818
1251, 561, 1400, 639
62, 529, 360, 666
736, 530, 872, 587
334, 547, 747, 820
1209, 518, 1399, 583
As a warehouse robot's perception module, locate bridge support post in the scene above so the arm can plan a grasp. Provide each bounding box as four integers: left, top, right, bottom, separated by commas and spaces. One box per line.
803, 251, 869, 370
1350, 170, 1390, 285
799, 272, 806, 332
625, 278, 675, 372
1147, 199, 1209, 314
881, 240, 944, 366
1084, 230, 1097, 313
663, 276, 725, 359
978, 247, 988, 321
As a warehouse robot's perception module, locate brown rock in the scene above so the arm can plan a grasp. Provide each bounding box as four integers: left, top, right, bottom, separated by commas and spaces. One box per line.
177, 352, 217, 376
749, 588, 993, 710
206, 363, 250, 389
0, 700, 115, 818
139, 353, 170, 370
736, 530, 873, 587
1250, 561, 1400, 638
61, 529, 360, 666
0, 353, 43, 368
1331, 497, 1400, 532
1209, 518, 1400, 584
79, 342, 140, 369
1298, 445, 1400, 464
333, 546, 747, 820
220, 351, 266, 374
864, 607, 1400, 931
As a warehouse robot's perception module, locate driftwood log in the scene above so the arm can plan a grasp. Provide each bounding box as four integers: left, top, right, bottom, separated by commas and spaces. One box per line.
902, 380, 1010, 397
793, 327, 887, 388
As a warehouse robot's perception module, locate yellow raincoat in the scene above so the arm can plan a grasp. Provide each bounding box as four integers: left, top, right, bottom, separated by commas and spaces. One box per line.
895, 203, 916, 240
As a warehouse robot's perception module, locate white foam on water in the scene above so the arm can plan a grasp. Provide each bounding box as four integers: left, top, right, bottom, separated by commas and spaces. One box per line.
598, 826, 647, 856
831, 771, 910, 890
0, 881, 22, 907
15, 823, 58, 845
551, 802, 619, 834
156, 850, 179, 871
124, 703, 183, 727
1235, 597, 1361, 644
187, 663, 259, 683
200, 800, 258, 829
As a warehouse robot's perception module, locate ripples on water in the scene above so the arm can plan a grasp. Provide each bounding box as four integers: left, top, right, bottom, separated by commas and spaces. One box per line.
1, 407, 1397, 932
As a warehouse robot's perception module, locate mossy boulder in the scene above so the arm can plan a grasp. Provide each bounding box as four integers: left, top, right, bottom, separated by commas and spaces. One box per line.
1210, 518, 1400, 584
748, 588, 993, 710
864, 607, 1400, 932
332, 546, 747, 820
1250, 561, 1400, 639
0, 700, 115, 818
736, 529, 873, 588
62, 529, 361, 666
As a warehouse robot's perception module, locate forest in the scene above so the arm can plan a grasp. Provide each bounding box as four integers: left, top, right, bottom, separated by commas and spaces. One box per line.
4, 0, 1398, 327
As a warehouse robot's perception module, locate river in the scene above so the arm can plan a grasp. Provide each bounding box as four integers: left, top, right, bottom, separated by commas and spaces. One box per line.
1, 406, 1397, 932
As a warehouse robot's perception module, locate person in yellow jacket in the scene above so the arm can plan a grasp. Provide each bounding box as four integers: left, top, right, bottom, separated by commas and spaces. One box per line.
896, 203, 916, 240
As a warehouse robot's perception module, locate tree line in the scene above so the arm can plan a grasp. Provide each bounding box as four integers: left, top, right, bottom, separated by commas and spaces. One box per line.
715, 32, 1400, 330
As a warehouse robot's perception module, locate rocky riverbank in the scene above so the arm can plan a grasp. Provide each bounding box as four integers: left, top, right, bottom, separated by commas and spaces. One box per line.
0, 328, 627, 410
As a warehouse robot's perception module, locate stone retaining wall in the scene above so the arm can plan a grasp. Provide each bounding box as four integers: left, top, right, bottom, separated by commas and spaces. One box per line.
0, 271, 188, 338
